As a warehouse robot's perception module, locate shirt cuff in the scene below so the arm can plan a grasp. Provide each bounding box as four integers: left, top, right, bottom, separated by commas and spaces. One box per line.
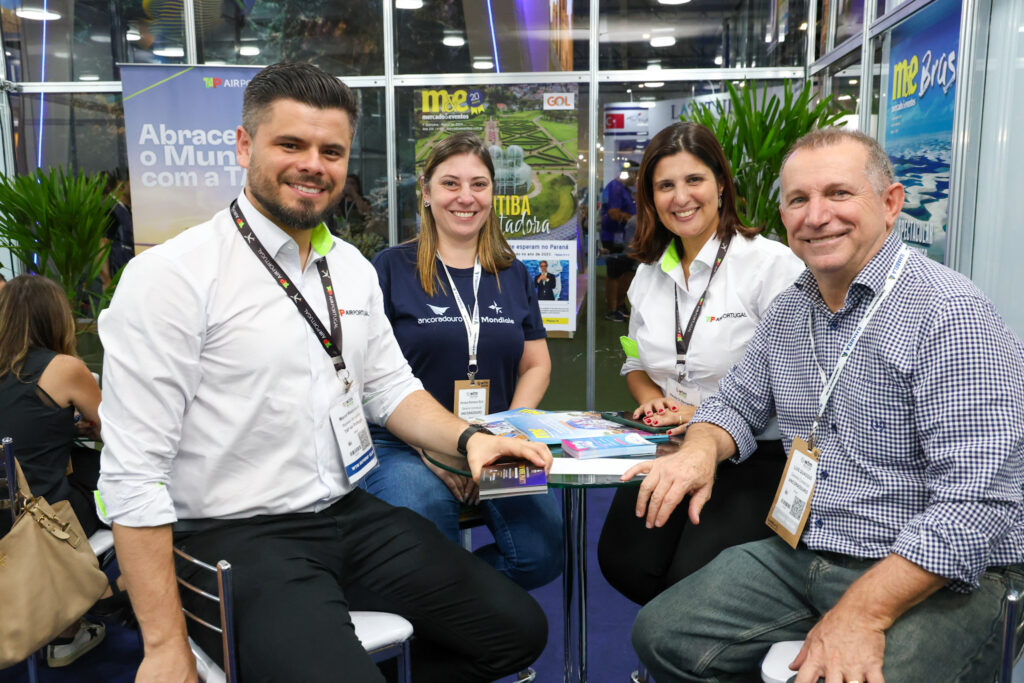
691, 397, 758, 462
96, 479, 178, 528
363, 376, 424, 427
890, 507, 1001, 593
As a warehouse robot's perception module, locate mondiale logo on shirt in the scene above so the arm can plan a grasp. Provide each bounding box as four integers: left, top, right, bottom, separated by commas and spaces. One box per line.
417, 303, 514, 326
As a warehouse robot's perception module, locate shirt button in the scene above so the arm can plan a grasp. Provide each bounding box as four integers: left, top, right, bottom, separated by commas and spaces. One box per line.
815, 519, 824, 528
831, 423, 838, 432
829, 320, 839, 330
819, 470, 828, 480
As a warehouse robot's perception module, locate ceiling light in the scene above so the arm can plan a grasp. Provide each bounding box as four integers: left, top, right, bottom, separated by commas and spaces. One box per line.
239, 45, 260, 56
16, 7, 61, 21
639, 96, 656, 101
395, 0, 423, 8
647, 63, 662, 71
153, 46, 185, 58
126, 28, 141, 42
91, 33, 111, 43
79, 74, 100, 81
799, 22, 808, 31
849, 78, 858, 85
642, 33, 650, 39
643, 81, 665, 88
650, 36, 676, 48
838, 94, 853, 101
472, 59, 494, 70
442, 33, 465, 47
714, 55, 723, 65
658, 0, 690, 4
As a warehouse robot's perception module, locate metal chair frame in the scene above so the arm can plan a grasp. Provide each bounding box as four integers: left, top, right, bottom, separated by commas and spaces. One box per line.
173, 545, 239, 683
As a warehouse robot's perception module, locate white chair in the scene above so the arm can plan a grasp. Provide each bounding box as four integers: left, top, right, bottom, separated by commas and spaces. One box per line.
760, 640, 802, 683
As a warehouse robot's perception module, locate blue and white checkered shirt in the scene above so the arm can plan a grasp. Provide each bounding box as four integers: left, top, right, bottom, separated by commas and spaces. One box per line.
694, 232, 1024, 591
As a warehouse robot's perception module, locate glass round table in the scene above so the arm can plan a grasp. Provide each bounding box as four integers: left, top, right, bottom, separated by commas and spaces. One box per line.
424, 439, 685, 683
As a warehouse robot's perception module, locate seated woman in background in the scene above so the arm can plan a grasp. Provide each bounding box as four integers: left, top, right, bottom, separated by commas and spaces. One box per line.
0, 274, 123, 666
364, 132, 562, 590
598, 122, 805, 605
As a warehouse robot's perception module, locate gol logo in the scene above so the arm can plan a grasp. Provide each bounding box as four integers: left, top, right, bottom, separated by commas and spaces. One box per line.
543, 92, 575, 110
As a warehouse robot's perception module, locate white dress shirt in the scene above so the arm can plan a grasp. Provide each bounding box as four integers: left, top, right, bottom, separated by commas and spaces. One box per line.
620, 233, 805, 433
97, 192, 422, 526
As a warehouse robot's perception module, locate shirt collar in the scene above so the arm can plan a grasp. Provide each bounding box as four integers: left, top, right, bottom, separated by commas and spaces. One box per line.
794, 229, 903, 308
660, 235, 722, 274
235, 191, 334, 259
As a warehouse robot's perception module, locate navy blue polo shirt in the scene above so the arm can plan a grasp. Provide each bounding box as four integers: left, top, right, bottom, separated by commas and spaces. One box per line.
372, 241, 546, 415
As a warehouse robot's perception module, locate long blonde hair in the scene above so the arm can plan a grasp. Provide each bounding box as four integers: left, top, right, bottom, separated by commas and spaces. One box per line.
0, 275, 77, 379
415, 133, 515, 296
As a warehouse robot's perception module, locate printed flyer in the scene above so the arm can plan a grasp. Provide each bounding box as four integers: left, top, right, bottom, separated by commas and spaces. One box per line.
884, 0, 961, 264
415, 84, 581, 332
121, 65, 262, 249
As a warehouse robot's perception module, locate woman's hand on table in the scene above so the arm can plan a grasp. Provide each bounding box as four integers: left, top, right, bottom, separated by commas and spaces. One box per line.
633, 398, 696, 434
420, 450, 477, 503
465, 434, 553, 482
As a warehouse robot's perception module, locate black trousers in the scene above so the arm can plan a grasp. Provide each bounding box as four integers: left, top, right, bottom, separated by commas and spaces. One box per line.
175, 488, 547, 683
597, 439, 787, 605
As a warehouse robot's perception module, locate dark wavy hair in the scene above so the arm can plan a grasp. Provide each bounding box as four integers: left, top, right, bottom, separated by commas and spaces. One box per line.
632, 122, 758, 264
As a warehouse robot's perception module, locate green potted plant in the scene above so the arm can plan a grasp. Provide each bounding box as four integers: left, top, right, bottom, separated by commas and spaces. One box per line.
681, 81, 845, 242
0, 166, 119, 324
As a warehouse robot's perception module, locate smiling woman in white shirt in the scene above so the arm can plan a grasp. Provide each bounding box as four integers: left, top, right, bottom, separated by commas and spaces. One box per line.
597, 122, 805, 605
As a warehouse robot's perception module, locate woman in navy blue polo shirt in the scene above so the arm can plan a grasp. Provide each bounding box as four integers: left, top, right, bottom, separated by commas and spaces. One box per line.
364, 133, 562, 590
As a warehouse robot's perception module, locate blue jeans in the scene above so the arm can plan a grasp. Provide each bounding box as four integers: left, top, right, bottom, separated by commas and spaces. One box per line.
362, 436, 563, 590
632, 536, 1024, 682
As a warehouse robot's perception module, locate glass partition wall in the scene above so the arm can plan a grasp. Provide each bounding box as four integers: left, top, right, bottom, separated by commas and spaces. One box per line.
1, 0, 974, 404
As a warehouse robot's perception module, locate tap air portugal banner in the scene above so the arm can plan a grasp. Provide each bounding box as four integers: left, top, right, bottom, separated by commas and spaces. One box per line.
415, 84, 581, 332
121, 65, 263, 250
883, 0, 961, 265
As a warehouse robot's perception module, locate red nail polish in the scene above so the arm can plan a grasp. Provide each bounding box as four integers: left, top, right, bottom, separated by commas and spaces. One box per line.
671, 406, 678, 411
658, 409, 664, 413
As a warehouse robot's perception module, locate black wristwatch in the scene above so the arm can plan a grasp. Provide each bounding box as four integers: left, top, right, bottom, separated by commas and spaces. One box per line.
457, 425, 494, 456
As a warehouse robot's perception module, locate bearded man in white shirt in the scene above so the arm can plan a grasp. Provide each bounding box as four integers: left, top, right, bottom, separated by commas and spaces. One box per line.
97, 62, 552, 683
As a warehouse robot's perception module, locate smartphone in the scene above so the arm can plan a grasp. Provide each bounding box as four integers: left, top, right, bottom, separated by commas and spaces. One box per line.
600, 410, 674, 434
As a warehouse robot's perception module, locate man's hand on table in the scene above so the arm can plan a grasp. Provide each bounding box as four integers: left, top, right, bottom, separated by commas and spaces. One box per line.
621, 429, 722, 529
790, 603, 886, 683
465, 433, 552, 482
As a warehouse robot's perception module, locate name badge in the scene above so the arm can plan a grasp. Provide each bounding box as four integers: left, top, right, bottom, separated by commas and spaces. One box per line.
329, 390, 377, 486
765, 437, 819, 548
666, 377, 707, 407
454, 379, 490, 420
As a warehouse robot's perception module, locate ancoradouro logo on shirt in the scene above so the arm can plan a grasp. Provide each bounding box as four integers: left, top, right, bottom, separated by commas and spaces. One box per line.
417, 304, 514, 326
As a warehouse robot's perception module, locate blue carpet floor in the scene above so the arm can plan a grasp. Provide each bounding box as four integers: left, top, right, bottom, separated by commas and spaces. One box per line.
0, 488, 641, 683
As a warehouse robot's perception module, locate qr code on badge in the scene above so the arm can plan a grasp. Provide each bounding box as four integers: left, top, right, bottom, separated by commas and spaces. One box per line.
789, 499, 805, 518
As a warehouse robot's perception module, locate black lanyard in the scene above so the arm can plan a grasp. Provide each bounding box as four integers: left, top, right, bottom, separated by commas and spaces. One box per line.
673, 235, 731, 372
230, 200, 349, 385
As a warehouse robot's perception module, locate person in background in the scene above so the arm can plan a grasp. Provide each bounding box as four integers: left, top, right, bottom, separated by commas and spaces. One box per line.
600, 165, 638, 321
100, 172, 135, 289
598, 122, 804, 606
535, 259, 558, 300
366, 132, 562, 590
0, 274, 125, 667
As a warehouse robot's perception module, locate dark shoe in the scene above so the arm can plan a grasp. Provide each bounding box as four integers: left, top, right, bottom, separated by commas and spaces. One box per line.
46, 619, 105, 667
616, 306, 631, 319
604, 310, 626, 322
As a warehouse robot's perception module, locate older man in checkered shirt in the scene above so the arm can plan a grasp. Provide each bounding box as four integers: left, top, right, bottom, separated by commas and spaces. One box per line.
625, 127, 1024, 683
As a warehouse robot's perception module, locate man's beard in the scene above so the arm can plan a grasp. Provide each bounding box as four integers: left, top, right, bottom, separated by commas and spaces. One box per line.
248, 166, 338, 231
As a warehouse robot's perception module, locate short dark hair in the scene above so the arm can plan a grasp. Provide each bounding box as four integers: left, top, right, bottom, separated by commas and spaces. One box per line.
242, 62, 359, 135
539, 260, 548, 267
782, 127, 895, 194
632, 122, 756, 264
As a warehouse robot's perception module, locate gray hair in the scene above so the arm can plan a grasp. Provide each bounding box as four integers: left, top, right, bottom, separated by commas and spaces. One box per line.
781, 127, 895, 194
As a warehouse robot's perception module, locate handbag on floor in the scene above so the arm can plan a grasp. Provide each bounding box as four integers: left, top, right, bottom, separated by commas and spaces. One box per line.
0, 457, 109, 667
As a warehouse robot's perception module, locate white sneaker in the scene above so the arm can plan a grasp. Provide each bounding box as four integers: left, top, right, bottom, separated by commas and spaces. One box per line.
46, 618, 106, 667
